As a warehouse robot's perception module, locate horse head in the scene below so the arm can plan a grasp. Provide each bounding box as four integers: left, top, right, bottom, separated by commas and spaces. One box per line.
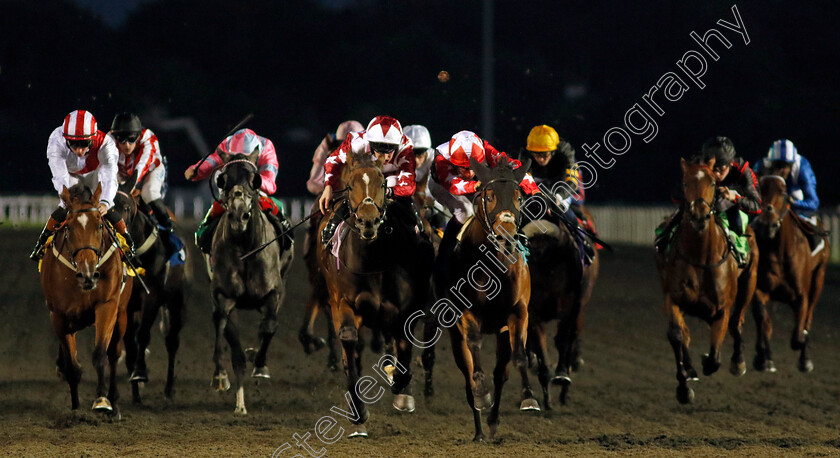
344, 152, 387, 240
113, 174, 141, 226
470, 155, 530, 250
681, 157, 716, 232
59, 182, 106, 291
217, 148, 261, 234
753, 175, 788, 239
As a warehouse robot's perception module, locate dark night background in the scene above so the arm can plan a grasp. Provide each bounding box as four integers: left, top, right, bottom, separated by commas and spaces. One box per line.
2, 0, 838, 206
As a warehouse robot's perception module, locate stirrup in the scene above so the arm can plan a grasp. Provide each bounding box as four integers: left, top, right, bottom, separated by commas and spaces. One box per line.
29, 243, 46, 261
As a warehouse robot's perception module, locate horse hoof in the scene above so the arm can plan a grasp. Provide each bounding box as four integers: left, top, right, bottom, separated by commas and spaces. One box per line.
729, 360, 746, 377
234, 406, 248, 416
676, 386, 694, 405
348, 424, 368, 438
488, 424, 498, 441
92, 397, 113, 412
130, 369, 149, 383
701, 353, 720, 376
313, 337, 327, 351
245, 348, 257, 363
473, 391, 494, 411
251, 366, 271, 379
798, 359, 814, 373
686, 367, 699, 381
551, 375, 572, 386
393, 394, 415, 413
519, 398, 540, 412
764, 360, 777, 372
572, 357, 585, 372
212, 372, 231, 392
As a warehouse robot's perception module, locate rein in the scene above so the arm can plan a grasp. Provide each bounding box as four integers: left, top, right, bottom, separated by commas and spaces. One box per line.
53, 207, 117, 273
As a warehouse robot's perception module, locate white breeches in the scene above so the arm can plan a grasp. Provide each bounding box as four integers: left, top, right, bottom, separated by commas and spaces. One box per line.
140, 166, 166, 202
428, 179, 473, 224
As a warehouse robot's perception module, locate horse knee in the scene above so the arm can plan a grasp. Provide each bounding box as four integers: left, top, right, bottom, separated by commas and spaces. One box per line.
259, 318, 279, 335
667, 324, 684, 344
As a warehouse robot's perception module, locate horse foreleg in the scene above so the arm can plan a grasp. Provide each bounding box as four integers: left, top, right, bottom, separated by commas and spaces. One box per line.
164, 292, 185, 398
92, 300, 119, 413
252, 290, 280, 379
52, 312, 81, 410
531, 323, 551, 410
791, 293, 813, 372
106, 309, 126, 419
131, 286, 162, 384
666, 298, 693, 404
421, 312, 438, 396
518, 321, 540, 412
324, 303, 339, 372
466, 321, 492, 413
750, 289, 775, 372
391, 323, 415, 413
211, 299, 232, 393
703, 307, 729, 377
222, 309, 247, 415
299, 293, 322, 354
487, 330, 512, 441
333, 300, 368, 433
449, 322, 483, 442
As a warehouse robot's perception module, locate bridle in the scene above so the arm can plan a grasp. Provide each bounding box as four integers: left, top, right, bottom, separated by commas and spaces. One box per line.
57, 206, 111, 271
472, 177, 522, 237
219, 160, 259, 212
116, 190, 137, 220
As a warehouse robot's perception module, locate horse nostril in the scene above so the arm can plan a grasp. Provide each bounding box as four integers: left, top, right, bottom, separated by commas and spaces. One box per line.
93, 272, 101, 279
373, 217, 380, 225
76, 273, 84, 279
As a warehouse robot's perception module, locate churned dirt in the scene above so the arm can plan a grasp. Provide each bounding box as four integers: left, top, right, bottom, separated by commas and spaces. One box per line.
1, 227, 839, 457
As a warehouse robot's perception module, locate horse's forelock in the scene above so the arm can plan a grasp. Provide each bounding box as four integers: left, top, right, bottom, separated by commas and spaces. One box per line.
68, 183, 93, 206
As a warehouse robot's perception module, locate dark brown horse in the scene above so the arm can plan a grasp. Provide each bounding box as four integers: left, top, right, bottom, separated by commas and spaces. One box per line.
317, 152, 433, 438
435, 156, 531, 441
112, 185, 185, 403
40, 183, 130, 417
300, 205, 339, 371
655, 158, 757, 404
751, 175, 830, 372
518, 204, 600, 411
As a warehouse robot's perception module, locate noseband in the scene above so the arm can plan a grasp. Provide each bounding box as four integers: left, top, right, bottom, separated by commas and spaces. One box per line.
473, 177, 522, 236
63, 207, 106, 269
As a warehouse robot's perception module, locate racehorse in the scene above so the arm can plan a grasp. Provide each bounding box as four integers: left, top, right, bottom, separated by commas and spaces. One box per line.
655, 158, 757, 404
317, 151, 433, 438
209, 148, 294, 415
40, 183, 131, 417
435, 156, 531, 441
518, 203, 600, 411
112, 183, 185, 403
751, 175, 829, 372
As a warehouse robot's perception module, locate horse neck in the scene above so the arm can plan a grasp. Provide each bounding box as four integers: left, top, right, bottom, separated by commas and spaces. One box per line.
341, 220, 389, 273
465, 215, 522, 270
129, 208, 154, 241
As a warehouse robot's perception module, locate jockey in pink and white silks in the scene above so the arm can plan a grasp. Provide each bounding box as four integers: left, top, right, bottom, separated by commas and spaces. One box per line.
307, 120, 364, 196
185, 128, 291, 254
109, 113, 177, 253
30, 110, 137, 261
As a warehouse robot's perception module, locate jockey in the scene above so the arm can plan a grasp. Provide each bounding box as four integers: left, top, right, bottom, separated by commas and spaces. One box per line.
656, 136, 761, 267
109, 112, 176, 255
30, 110, 136, 261
754, 139, 822, 248
185, 128, 292, 253
428, 130, 539, 252
520, 124, 594, 261
307, 120, 363, 195
318, 115, 422, 246
402, 125, 435, 199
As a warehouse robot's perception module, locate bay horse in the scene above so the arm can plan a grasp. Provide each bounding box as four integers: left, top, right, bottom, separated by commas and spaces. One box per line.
654, 158, 757, 404
112, 183, 185, 403
40, 183, 130, 417
209, 148, 294, 415
751, 175, 829, 372
518, 205, 600, 411
317, 151, 434, 438
435, 156, 531, 441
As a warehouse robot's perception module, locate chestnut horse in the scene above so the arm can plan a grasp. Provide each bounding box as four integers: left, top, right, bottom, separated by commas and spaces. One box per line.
112, 184, 185, 403
317, 152, 433, 438
435, 156, 531, 441
40, 183, 130, 417
518, 206, 600, 411
655, 158, 757, 404
751, 176, 830, 372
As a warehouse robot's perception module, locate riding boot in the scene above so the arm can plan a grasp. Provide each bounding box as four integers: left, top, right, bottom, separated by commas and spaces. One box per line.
321, 202, 349, 247
121, 230, 138, 260
149, 199, 176, 258
436, 218, 463, 289
29, 223, 55, 261
265, 209, 293, 251
655, 207, 683, 254
197, 214, 221, 254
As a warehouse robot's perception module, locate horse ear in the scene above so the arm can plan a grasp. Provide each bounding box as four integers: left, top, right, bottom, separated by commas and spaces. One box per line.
680, 157, 687, 173
60, 186, 71, 207
707, 157, 716, 170
513, 158, 532, 183
92, 182, 102, 204
248, 147, 260, 164
130, 188, 142, 199
469, 156, 491, 183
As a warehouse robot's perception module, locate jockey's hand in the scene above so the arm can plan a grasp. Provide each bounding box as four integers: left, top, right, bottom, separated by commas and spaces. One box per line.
474, 181, 481, 191
97, 202, 109, 216
184, 167, 197, 181
319, 185, 333, 214
384, 187, 394, 199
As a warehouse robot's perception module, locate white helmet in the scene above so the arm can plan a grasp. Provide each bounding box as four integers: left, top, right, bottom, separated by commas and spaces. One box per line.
403, 125, 432, 151
365, 116, 403, 146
